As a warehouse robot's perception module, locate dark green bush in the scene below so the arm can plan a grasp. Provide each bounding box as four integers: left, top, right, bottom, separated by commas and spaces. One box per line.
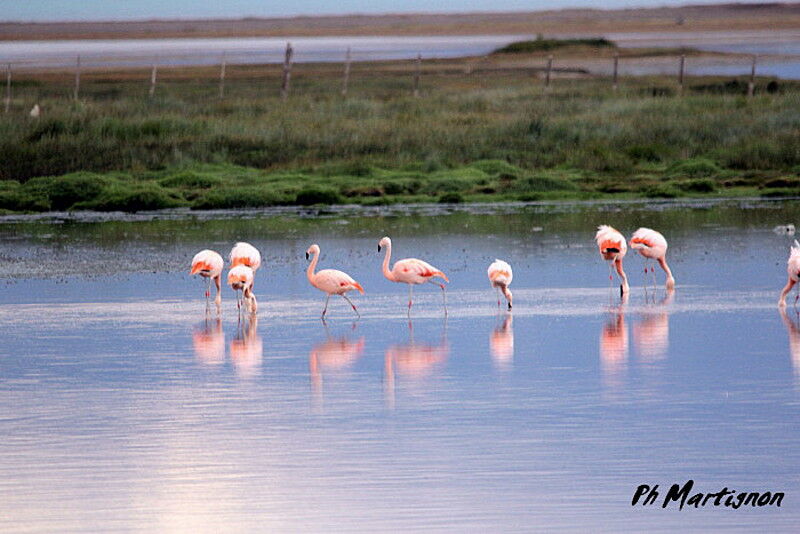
494, 38, 615, 54
514, 175, 578, 192
295, 187, 343, 205
438, 192, 464, 203
674, 178, 717, 193
193, 187, 287, 209
25, 173, 109, 210
665, 158, 723, 178
77, 184, 184, 212
159, 171, 222, 189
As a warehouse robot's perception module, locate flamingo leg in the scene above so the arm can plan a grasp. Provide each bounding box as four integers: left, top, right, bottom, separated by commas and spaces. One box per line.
341, 294, 360, 319
407, 284, 414, 316
322, 294, 330, 318
496, 287, 501, 308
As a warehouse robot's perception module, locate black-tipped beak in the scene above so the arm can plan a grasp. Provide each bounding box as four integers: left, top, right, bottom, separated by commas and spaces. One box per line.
378, 245, 382, 252
305, 252, 309, 260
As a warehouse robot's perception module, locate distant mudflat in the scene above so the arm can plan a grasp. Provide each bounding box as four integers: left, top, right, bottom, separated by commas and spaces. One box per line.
1, 3, 799, 41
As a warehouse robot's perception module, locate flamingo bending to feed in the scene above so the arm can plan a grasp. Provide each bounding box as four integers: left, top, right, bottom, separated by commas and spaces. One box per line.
229, 242, 261, 313
595, 225, 630, 296
779, 240, 800, 307
228, 265, 257, 314
629, 227, 675, 290
306, 243, 364, 318
487, 259, 513, 310
190, 249, 224, 312
378, 236, 449, 315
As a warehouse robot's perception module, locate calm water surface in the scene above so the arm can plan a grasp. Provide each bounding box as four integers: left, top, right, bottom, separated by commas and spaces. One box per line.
1, 199, 799, 532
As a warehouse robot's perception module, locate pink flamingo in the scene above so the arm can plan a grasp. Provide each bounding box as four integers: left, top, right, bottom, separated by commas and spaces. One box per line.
779, 240, 800, 307
629, 227, 675, 290
378, 236, 449, 315
228, 264, 257, 314
595, 225, 629, 295
487, 259, 513, 310
190, 249, 224, 312
229, 242, 261, 313
305, 243, 365, 318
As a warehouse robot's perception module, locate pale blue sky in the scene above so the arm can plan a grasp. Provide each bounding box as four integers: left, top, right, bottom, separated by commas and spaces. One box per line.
0, 0, 746, 22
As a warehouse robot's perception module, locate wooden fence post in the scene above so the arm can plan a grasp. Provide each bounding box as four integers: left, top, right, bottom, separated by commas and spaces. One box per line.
413, 53, 421, 97
4, 63, 10, 113
219, 53, 226, 99
149, 61, 158, 97
281, 42, 293, 100
74, 55, 81, 101
545, 54, 553, 90
678, 54, 685, 95
747, 55, 756, 97
341, 47, 351, 97
612, 52, 619, 91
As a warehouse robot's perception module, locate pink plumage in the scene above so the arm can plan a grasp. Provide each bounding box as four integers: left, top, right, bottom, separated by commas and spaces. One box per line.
595, 225, 629, 295
378, 236, 448, 315
629, 227, 675, 289
779, 240, 800, 307
487, 259, 513, 309
230, 242, 261, 271
306, 243, 363, 318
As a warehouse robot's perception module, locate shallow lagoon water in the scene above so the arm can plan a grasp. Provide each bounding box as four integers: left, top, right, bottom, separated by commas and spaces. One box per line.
1, 199, 800, 532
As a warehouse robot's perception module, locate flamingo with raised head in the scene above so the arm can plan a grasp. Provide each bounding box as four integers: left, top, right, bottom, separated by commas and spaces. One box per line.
779, 240, 800, 307
306, 243, 364, 318
629, 227, 675, 290
190, 249, 224, 312
230, 242, 261, 313
595, 225, 629, 296
487, 259, 513, 310
378, 236, 449, 315
228, 264, 257, 314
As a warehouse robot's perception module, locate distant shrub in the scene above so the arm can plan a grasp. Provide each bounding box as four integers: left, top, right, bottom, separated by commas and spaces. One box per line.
295, 187, 343, 205
674, 178, 717, 193
193, 187, 287, 209
665, 158, 723, 178
762, 177, 800, 189
25, 173, 109, 210
494, 38, 615, 54
159, 171, 222, 189
516, 192, 543, 201
514, 174, 578, 192
625, 144, 669, 162
0, 189, 50, 212
438, 192, 464, 204
77, 184, 184, 212
470, 159, 522, 177
644, 185, 682, 198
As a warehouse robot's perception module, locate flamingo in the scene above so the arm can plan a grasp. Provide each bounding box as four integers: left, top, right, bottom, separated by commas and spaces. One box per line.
190, 249, 224, 312
228, 264, 257, 314
778, 240, 800, 307
230, 242, 261, 313
487, 259, 513, 310
629, 228, 675, 290
595, 225, 629, 296
378, 236, 449, 315
305, 243, 364, 318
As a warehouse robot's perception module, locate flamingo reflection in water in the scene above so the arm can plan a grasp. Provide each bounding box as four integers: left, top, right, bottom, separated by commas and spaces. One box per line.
384, 320, 449, 408
633, 288, 674, 362
230, 315, 262, 378
779, 307, 800, 384
599, 293, 629, 390
490, 314, 514, 370
192, 317, 225, 365
309, 325, 365, 405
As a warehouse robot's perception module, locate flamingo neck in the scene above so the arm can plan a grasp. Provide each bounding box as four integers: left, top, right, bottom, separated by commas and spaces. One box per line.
382, 242, 394, 281
658, 257, 674, 284
307, 251, 320, 283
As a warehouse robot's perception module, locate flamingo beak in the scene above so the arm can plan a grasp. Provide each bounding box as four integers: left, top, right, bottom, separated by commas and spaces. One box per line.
378, 245, 381, 252
305, 252, 309, 260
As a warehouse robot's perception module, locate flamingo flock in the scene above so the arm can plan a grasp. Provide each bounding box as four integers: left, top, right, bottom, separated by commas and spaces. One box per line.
188, 227, 800, 317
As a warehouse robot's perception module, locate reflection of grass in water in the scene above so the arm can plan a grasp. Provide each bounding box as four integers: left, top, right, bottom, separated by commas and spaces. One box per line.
0, 66, 799, 213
